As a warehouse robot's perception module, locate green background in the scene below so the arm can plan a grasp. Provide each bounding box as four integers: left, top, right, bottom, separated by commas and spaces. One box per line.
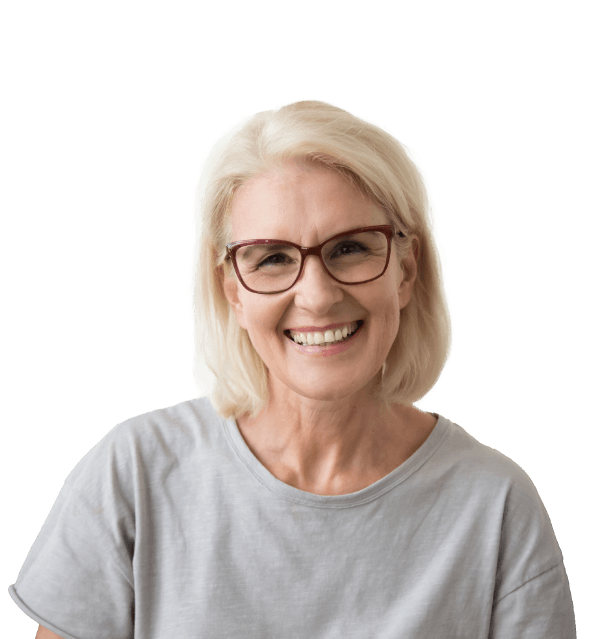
0, 0, 600, 639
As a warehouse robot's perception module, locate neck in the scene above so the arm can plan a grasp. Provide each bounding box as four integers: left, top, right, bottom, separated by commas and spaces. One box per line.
236, 374, 433, 495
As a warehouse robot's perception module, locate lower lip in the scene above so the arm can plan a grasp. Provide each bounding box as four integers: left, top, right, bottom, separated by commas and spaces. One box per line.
285, 323, 363, 357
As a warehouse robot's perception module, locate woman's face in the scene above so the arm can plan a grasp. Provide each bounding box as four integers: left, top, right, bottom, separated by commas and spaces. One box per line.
222, 160, 418, 405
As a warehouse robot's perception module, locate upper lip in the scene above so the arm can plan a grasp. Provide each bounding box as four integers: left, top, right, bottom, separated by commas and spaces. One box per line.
284, 320, 362, 333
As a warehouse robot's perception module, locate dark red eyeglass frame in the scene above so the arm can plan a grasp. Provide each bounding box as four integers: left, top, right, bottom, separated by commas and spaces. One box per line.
225, 224, 406, 294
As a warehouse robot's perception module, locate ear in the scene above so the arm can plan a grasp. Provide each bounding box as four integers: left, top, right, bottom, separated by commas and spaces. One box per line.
220, 265, 248, 330
397, 236, 420, 311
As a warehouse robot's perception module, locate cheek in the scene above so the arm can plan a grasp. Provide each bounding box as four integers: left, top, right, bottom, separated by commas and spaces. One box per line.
242, 298, 284, 344
379, 306, 401, 342
373, 290, 402, 344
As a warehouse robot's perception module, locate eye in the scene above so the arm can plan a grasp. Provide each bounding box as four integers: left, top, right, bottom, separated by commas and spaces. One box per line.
330, 241, 369, 258
258, 252, 293, 268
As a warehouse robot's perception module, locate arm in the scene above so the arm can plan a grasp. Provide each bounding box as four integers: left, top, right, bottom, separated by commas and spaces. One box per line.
35, 626, 64, 639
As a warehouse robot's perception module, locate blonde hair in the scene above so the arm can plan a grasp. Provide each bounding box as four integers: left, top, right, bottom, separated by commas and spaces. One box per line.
194, 101, 451, 420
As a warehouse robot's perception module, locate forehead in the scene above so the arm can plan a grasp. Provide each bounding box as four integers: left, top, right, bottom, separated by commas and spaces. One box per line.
229, 161, 388, 242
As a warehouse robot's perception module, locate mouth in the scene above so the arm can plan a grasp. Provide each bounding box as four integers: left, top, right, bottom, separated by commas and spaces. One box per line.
284, 320, 364, 346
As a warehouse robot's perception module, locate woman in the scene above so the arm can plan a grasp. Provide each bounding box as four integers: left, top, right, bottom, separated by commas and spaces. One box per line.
10, 101, 576, 638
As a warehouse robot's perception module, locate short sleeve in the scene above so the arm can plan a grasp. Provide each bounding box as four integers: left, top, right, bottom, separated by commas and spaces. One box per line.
488, 456, 576, 638
489, 563, 576, 638
8, 432, 136, 639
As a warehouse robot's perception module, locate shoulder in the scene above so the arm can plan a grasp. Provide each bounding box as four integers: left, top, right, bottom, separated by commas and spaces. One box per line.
64, 396, 227, 491
433, 415, 542, 499
387, 408, 538, 503
432, 415, 565, 598
426, 415, 562, 548
114, 395, 225, 451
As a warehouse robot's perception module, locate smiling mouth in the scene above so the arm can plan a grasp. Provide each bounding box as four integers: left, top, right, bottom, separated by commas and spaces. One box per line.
284, 320, 364, 346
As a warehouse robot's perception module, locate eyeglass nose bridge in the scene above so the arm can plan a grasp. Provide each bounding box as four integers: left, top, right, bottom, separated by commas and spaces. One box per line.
292, 243, 338, 288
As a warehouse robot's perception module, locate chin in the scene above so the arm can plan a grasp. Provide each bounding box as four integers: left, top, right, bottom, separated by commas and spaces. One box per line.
279, 371, 380, 403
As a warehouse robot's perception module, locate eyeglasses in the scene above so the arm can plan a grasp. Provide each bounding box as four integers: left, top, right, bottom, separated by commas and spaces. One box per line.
225, 225, 405, 294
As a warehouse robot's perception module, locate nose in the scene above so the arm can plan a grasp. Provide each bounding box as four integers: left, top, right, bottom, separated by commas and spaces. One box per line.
292, 254, 345, 310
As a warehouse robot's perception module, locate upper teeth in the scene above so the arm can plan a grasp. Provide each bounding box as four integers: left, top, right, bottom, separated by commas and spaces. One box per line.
288, 322, 359, 345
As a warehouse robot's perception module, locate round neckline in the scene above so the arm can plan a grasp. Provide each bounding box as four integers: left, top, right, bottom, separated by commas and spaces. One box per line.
220, 411, 451, 508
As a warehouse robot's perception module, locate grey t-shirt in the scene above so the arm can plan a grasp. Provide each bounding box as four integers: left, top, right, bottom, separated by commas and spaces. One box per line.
9, 398, 576, 638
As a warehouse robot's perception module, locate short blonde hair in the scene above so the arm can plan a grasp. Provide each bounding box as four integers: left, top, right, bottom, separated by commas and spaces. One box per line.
194, 101, 451, 420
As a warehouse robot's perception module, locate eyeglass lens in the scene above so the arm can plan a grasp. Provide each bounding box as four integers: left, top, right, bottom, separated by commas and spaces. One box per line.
234, 231, 389, 293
